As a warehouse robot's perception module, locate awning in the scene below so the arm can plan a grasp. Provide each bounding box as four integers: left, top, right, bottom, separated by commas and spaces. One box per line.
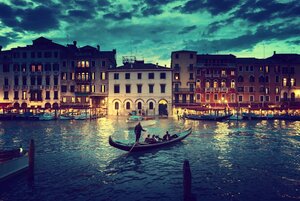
0, 103, 12, 108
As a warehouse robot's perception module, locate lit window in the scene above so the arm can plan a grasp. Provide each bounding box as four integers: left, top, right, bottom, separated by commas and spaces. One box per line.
275, 87, 280, 94
71, 97, 75, 103
230, 71, 235, 76
85, 97, 89, 103
85, 61, 89, 68
221, 80, 226, 88
62, 97, 67, 103
100, 85, 105, 92
101, 72, 106, 80
283, 78, 287, 86
81, 61, 85, 68
265, 66, 269, 73
231, 80, 235, 88
205, 80, 210, 88
22, 91, 27, 100
213, 80, 218, 88
221, 70, 226, 76
291, 78, 295, 86
77, 97, 81, 103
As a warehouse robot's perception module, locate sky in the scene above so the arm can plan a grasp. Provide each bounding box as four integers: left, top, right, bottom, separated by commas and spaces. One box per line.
0, 0, 300, 66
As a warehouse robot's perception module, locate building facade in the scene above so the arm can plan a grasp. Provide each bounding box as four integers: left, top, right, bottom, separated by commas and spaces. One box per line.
107, 58, 172, 116
171, 50, 300, 112
0, 37, 116, 113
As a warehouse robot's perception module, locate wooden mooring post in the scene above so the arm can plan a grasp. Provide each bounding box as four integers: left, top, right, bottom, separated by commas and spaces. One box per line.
183, 160, 197, 201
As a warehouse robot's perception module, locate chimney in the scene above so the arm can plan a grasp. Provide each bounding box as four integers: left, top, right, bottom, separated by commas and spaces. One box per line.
273, 51, 276, 55
0, 45, 2, 51
97, 45, 100, 51
156, 63, 158, 68
73, 41, 77, 46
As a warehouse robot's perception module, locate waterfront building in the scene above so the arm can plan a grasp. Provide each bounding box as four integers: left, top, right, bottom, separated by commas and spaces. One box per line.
171, 50, 300, 112
107, 57, 172, 116
0, 37, 116, 114
171, 51, 197, 110
196, 54, 236, 109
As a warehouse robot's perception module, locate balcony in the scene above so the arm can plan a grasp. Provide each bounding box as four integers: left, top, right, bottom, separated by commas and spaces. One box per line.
3, 85, 10, 90
45, 85, 51, 90
205, 74, 212, 77
30, 85, 43, 90
212, 74, 220, 78
53, 85, 59, 90
14, 85, 20, 90
173, 88, 194, 93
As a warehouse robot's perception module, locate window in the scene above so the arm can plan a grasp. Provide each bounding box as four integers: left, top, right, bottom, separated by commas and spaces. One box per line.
206, 94, 210, 102
249, 87, 254, 92
70, 85, 75, 92
239, 66, 243, 71
22, 91, 27, 100
14, 76, 19, 86
54, 91, 58, 100
265, 66, 269, 73
221, 70, 226, 76
149, 102, 154, 110
23, 52, 27, 58
61, 85, 67, 93
137, 102, 142, 110
125, 73, 130, 79
214, 94, 218, 101
260, 96, 264, 102
22, 76, 27, 85
62, 97, 67, 103
54, 76, 58, 85
249, 76, 255, 82
189, 83, 194, 92
249, 95, 254, 102
45, 64, 51, 71
291, 78, 296, 86
149, 84, 154, 93
259, 76, 264, 83
189, 73, 194, 80
4, 91, 9, 100
230, 71, 235, 76
92, 61, 95, 67
275, 87, 280, 94
276, 96, 280, 102
265, 76, 269, 83
31, 52, 35, 58
126, 102, 131, 110
115, 102, 119, 110
3, 64, 10, 72
137, 84, 142, 93
125, 84, 131, 93
205, 80, 210, 88
265, 88, 269, 94
250, 66, 253, 71
70, 73, 75, 80
114, 85, 120, 93
114, 73, 119, 80
160, 84, 166, 93
213, 80, 218, 88
190, 54, 193, 59
14, 91, 19, 100
174, 73, 180, 80
148, 73, 154, 79
37, 76, 42, 85
30, 76, 35, 85
99, 85, 105, 92
101, 72, 106, 80
237, 87, 244, 92
231, 80, 235, 88
45, 91, 50, 100
197, 94, 201, 100
102, 61, 106, 67
238, 76, 244, 82
44, 51, 52, 58
137, 73, 142, 79
21, 64, 26, 72
276, 76, 279, 83
238, 95, 243, 102
53, 63, 59, 71
175, 54, 179, 59
160, 73, 166, 79
61, 72, 67, 80
265, 96, 270, 102
221, 80, 226, 88
283, 78, 287, 87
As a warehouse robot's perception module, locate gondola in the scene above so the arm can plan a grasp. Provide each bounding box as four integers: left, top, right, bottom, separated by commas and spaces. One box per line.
184, 114, 232, 121
109, 128, 192, 152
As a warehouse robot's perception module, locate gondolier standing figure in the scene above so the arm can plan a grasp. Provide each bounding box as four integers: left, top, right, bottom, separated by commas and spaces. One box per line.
134, 122, 146, 143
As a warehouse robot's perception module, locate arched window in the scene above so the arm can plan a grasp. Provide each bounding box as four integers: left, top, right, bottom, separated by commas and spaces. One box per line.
230, 80, 235, 88
115, 102, 119, 110
283, 92, 288, 101
205, 80, 210, 88
126, 102, 130, 110
213, 80, 218, 88
291, 92, 295, 102
221, 80, 226, 88
259, 76, 264, 83
291, 78, 296, 86
249, 76, 255, 83
149, 102, 154, 110
237, 76, 244, 82
137, 102, 142, 110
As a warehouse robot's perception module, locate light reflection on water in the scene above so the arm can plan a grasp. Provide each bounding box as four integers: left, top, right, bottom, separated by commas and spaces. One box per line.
0, 117, 299, 201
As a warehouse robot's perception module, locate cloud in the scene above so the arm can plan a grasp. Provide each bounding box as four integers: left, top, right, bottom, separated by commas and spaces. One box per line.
178, 0, 239, 15
103, 12, 132, 20
68, 9, 95, 19
18, 6, 60, 32
178, 25, 197, 35
141, 6, 163, 16
0, 36, 14, 47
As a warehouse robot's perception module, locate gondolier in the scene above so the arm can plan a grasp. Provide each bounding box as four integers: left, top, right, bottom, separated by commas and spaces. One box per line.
134, 122, 146, 143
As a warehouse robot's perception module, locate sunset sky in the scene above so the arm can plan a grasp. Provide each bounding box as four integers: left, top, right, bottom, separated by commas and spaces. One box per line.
0, 0, 299, 66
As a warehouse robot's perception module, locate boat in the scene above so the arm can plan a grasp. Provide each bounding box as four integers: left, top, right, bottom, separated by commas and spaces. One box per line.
109, 128, 192, 152
126, 115, 143, 122
228, 114, 243, 120
242, 113, 274, 120
59, 112, 74, 120
0, 148, 29, 182
184, 114, 232, 121
38, 112, 56, 120
74, 112, 89, 120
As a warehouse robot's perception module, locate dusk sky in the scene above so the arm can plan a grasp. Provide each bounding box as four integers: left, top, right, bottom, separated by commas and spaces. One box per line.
0, 0, 299, 66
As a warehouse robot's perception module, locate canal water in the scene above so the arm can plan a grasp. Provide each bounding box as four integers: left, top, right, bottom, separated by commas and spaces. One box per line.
0, 117, 299, 201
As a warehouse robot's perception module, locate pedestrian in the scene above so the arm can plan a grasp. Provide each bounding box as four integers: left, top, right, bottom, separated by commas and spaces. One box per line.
134, 122, 146, 143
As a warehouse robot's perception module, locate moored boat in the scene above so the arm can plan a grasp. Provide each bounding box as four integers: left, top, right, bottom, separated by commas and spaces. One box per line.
38, 112, 56, 120
184, 114, 232, 121
0, 148, 29, 182
109, 128, 192, 152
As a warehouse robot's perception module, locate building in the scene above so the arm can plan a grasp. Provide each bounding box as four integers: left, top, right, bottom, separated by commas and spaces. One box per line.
0, 37, 116, 113
107, 57, 172, 116
171, 50, 300, 112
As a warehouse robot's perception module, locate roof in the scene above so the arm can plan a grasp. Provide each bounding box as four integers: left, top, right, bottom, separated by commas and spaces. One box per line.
109, 60, 171, 71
